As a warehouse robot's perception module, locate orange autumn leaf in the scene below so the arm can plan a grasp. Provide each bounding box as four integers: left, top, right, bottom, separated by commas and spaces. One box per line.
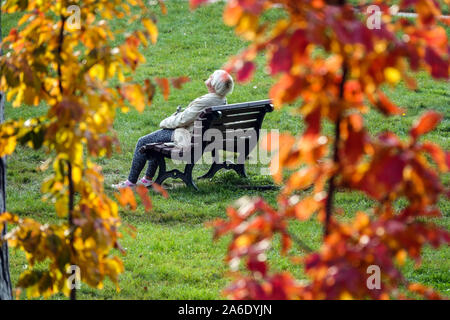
158, 0, 168, 15
152, 183, 169, 198
119, 83, 146, 112
294, 197, 321, 221
410, 111, 443, 140
223, 0, 243, 26
260, 132, 279, 152
270, 133, 296, 183
116, 187, 137, 210
374, 91, 404, 116
284, 167, 318, 194
155, 77, 170, 100
421, 142, 448, 172
170, 76, 190, 89
136, 185, 152, 212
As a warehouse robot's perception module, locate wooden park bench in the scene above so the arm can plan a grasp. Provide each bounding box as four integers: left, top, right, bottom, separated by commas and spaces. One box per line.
139, 99, 273, 190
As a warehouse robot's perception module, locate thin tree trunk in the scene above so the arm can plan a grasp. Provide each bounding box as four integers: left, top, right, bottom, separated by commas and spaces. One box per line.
0, 5, 13, 300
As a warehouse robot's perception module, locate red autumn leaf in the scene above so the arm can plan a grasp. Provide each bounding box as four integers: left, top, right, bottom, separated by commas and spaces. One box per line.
236, 61, 255, 83
425, 46, 449, 79
342, 129, 366, 164
331, 16, 373, 50
288, 29, 308, 55
155, 77, 170, 100
410, 111, 443, 140
237, 0, 265, 15
304, 107, 321, 136
247, 259, 267, 277
360, 153, 407, 200
341, 113, 367, 164
189, 0, 210, 9
270, 46, 292, 75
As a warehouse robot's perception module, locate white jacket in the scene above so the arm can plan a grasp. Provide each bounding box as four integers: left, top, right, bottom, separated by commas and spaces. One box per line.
159, 93, 227, 150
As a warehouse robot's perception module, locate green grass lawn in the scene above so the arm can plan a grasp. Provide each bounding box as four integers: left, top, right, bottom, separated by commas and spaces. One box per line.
2, 0, 449, 299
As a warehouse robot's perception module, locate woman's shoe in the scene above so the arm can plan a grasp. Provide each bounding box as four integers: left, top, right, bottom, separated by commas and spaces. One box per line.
111, 180, 136, 190
136, 177, 153, 188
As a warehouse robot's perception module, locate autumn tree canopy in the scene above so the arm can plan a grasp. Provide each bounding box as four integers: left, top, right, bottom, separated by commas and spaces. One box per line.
190, 0, 450, 299
0, 0, 185, 298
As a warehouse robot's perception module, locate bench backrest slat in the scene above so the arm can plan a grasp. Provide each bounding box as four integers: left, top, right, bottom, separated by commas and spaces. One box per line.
211, 111, 261, 124
194, 99, 273, 155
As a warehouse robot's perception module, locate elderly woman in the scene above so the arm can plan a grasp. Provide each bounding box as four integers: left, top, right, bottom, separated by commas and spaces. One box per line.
112, 70, 234, 189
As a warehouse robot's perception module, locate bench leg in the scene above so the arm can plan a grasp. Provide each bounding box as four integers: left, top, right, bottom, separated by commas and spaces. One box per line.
233, 163, 248, 178
198, 161, 248, 180
181, 164, 198, 191
197, 162, 223, 180
154, 156, 168, 186
153, 156, 198, 191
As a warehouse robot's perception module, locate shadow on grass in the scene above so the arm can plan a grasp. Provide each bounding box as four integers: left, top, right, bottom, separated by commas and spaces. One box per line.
116, 170, 280, 226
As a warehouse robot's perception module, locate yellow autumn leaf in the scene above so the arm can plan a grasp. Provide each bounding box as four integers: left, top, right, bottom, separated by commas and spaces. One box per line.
235, 234, 252, 248
236, 13, 258, 40
142, 18, 158, 44
395, 249, 407, 266
340, 291, 353, 300
0, 136, 17, 157
55, 197, 68, 217
71, 165, 82, 184
384, 67, 401, 85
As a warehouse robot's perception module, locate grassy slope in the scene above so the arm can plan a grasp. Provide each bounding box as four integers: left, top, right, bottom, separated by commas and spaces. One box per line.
2, 1, 449, 299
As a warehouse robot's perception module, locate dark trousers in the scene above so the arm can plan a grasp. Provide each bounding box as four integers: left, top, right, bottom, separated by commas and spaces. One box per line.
127, 129, 174, 183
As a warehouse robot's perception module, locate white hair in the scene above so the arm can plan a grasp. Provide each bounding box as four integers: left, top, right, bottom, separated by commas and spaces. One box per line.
210, 70, 234, 97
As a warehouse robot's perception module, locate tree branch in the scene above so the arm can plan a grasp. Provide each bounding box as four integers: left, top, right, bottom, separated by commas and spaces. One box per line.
324, 62, 347, 237
57, 15, 66, 97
